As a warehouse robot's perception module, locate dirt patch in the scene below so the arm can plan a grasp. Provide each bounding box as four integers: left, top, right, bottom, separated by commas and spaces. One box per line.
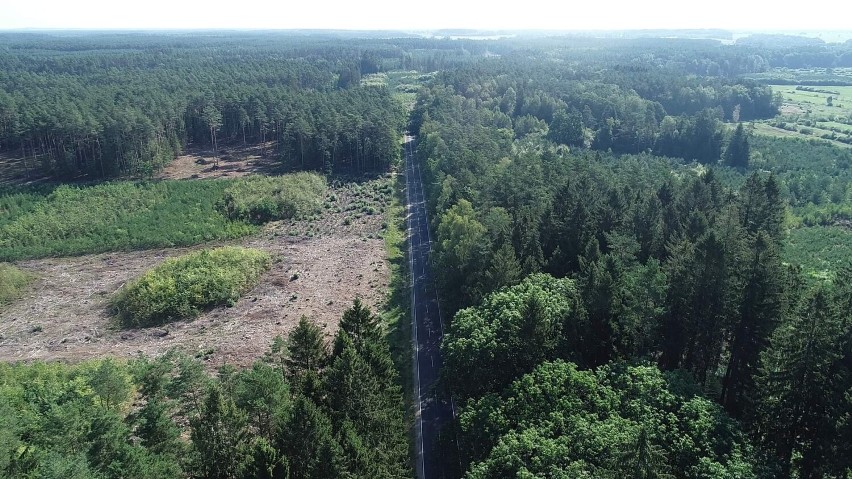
158, 143, 283, 180
780, 103, 806, 116
0, 178, 395, 368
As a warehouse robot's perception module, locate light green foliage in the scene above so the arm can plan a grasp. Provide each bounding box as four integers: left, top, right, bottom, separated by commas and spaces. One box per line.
0, 180, 255, 261
444, 273, 581, 399
112, 246, 271, 327
0, 359, 179, 479
0, 262, 35, 306
462, 361, 756, 479
434, 199, 489, 309
219, 172, 326, 223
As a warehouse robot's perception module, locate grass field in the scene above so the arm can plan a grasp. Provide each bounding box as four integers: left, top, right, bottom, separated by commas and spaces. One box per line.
755, 79, 852, 146
0, 172, 327, 261
770, 84, 852, 118
0, 180, 256, 261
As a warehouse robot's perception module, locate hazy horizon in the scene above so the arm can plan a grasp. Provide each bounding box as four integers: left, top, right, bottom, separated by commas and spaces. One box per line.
1, 0, 849, 33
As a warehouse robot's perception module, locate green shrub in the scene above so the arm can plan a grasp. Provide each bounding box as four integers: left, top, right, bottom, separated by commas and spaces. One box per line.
0, 180, 256, 261
112, 247, 271, 328
0, 263, 35, 306
219, 173, 326, 224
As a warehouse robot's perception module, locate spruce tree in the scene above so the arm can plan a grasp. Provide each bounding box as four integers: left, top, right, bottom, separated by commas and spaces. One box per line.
724, 123, 750, 168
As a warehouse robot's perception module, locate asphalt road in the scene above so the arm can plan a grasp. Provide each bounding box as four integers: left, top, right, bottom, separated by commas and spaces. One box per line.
405, 134, 456, 479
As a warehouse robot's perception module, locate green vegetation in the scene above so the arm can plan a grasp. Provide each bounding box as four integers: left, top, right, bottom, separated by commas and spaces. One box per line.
415, 44, 851, 477
750, 78, 852, 146
219, 173, 326, 223
784, 226, 852, 279
462, 361, 756, 477
0, 263, 34, 306
0, 34, 408, 179
0, 300, 410, 478
2, 31, 852, 479
378, 172, 415, 434
112, 247, 271, 328
0, 180, 255, 261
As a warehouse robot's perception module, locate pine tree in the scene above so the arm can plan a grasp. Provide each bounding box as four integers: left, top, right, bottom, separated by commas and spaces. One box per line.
189, 385, 250, 479
285, 316, 328, 378
756, 288, 846, 478
724, 123, 750, 168
338, 298, 382, 351
279, 397, 346, 479
484, 241, 522, 293
720, 232, 782, 419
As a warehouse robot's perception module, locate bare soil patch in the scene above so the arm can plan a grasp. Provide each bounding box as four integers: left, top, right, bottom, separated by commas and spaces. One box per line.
0, 178, 394, 368
158, 143, 283, 180
780, 103, 806, 116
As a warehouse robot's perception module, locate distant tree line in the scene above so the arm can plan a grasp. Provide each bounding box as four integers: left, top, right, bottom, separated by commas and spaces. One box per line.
0, 34, 411, 178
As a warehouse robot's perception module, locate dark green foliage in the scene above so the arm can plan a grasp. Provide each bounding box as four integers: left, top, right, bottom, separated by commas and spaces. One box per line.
415, 40, 852, 479
0, 297, 410, 479
724, 123, 751, 168
547, 108, 585, 147
190, 385, 251, 479
755, 287, 850, 477
0, 34, 406, 179
282, 316, 329, 380
338, 297, 383, 350
112, 246, 271, 328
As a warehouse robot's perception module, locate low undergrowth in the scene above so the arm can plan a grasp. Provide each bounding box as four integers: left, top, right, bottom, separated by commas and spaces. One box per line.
112, 246, 271, 328
0, 263, 35, 306
218, 172, 326, 224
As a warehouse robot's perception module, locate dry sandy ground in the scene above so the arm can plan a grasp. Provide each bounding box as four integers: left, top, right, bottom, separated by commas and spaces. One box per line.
0, 162, 396, 367
158, 143, 282, 180
0, 234, 387, 368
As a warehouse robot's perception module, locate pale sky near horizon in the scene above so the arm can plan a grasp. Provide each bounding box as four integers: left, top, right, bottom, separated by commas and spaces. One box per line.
0, 0, 849, 31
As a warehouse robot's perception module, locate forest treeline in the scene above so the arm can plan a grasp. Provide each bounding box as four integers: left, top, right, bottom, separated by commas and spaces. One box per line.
2, 32, 851, 179
0, 300, 410, 479
0, 34, 412, 178
413, 52, 851, 477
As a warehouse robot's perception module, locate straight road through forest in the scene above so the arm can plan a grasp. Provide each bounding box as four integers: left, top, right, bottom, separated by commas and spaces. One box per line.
405, 134, 456, 479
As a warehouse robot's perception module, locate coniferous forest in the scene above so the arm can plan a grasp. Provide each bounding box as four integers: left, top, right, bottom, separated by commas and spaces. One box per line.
0, 31, 851, 479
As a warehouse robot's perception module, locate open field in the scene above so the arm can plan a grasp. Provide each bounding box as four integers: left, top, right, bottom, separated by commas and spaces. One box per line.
749, 122, 852, 148
0, 175, 396, 367
770, 84, 852, 118
753, 79, 852, 146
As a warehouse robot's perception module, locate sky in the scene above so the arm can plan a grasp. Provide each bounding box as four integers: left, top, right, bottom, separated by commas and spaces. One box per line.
0, 0, 849, 31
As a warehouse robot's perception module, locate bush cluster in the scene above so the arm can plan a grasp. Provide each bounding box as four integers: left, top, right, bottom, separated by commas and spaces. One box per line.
112, 246, 271, 328
0, 263, 34, 306
218, 173, 326, 224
